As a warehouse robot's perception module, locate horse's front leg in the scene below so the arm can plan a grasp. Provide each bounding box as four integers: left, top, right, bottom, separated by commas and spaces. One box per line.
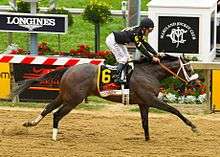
135, 85, 198, 133
149, 94, 198, 132
152, 99, 198, 133
138, 104, 150, 141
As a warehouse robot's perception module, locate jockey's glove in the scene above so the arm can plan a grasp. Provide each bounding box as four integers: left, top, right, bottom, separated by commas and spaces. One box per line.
157, 52, 166, 57
152, 56, 160, 63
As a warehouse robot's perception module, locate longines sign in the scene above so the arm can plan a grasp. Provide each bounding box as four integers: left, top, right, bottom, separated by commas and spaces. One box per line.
0, 12, 68, 34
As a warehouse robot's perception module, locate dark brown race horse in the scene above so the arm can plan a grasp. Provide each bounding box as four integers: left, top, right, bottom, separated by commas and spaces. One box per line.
12, 54, 199, 141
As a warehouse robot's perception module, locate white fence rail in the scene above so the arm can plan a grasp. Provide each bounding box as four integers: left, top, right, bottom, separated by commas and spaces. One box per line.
0, 5, 148, 17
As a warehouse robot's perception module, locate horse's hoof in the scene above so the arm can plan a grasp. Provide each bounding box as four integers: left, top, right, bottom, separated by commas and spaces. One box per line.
191, 127, 199, 133
145, 137, 150, 141
23, 121, 35, 127
52, 137, 57, 141
23, 121, 30, 127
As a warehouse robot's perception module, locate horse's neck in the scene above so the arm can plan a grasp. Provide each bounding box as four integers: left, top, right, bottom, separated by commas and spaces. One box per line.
136, 60, 179, 80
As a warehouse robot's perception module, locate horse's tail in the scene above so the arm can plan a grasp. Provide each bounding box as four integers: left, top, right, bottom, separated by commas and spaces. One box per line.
11, 67, 69, 97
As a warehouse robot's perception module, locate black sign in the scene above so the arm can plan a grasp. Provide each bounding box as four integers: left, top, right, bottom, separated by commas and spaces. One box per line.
158, 16, 199, 54
13, 64, 68, 101
0, 12, 68, 34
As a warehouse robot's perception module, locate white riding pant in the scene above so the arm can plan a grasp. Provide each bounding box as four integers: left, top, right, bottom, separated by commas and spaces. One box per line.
105, 33, 129, 64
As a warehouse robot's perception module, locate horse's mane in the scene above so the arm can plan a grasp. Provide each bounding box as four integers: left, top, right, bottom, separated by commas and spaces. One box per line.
133, 54, 179, 65
160, 54, 179, 62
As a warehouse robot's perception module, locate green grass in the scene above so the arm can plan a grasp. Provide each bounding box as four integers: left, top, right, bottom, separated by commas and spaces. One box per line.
0, 101, 45, 108
129, 106, 166, 113
76, 96, 114, 110
0, 98, 167, 113
0, 96, 114, 111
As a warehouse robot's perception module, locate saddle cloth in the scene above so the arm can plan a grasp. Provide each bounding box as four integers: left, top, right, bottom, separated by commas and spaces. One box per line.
97, 64, 133, 97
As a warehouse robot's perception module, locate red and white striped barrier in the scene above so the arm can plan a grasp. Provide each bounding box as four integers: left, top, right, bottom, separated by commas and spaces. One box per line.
0, 54, 104, 66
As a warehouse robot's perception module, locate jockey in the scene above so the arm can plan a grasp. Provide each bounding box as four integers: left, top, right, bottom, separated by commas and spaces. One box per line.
106, 17, 160, 83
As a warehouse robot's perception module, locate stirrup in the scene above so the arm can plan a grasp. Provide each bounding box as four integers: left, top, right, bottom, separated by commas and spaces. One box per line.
114, 78, 126, 84
112, 74, 118, 79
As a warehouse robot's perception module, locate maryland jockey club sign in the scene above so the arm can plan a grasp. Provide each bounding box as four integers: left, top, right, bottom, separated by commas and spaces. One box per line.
158, 16, 199, 54
0, 12, 68, 34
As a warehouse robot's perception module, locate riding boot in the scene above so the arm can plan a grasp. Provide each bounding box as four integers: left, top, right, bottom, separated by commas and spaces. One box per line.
113, 63, 126, 84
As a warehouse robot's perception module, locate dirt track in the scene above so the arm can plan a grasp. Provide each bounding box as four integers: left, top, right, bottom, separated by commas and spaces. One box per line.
0, 105, 220, 157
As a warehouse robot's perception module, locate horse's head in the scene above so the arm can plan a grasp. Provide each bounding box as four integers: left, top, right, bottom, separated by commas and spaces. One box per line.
179, 55, 199, 82
160, 54, 199, 84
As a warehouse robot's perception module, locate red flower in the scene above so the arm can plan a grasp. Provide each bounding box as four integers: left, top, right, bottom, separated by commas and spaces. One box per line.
69, 48, 77, 55
17, 48, 25, 54
159, 87, 166, 93
37, 42, 53, 55
96, 50, 111, 57
78, 44, 90, 51
59, 51, 65, 56
37, 51, 43, 55
10, 48, 25, 54
10, 50, 17, 54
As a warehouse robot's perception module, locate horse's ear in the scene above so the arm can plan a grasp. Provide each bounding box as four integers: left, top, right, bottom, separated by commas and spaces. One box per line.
182, 53, 186, 60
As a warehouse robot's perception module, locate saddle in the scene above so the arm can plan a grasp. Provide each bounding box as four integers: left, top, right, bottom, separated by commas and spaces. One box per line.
97, 63, 133, 105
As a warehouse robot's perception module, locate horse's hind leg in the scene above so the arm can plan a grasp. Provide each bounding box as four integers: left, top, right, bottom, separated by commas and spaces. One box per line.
41, 94, 63, 117
52, 96, 85, 140
23, 94, 63, 127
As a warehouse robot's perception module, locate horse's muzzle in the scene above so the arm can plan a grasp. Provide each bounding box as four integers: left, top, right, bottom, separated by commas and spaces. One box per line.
189, 73, 199, 81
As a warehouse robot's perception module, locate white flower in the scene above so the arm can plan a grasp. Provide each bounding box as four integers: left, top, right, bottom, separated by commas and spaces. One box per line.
2, 43, 19, 54
165, 93, 177, 103
158, 92, 164, 100
184, 95, 197, 103
178, 96, 185, 104
197, 94, 207, 104
159, 93, 207, 104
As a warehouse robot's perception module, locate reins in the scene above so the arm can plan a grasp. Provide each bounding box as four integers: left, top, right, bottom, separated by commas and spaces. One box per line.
159, 62, 188, 84
130, 55, 196, 84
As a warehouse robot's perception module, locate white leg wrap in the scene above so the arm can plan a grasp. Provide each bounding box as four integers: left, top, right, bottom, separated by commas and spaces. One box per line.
52, 128, 58, 141
33, 115, 43, 124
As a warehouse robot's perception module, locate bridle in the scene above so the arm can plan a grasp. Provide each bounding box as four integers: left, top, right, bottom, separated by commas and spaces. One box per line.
159, 56, 198, 84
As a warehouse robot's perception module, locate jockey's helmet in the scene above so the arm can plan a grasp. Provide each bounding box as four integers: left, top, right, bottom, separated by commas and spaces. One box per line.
140, 17, 154, 29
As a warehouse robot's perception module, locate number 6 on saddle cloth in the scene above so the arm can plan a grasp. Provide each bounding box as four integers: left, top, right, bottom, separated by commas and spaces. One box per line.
96, 63, 133, 105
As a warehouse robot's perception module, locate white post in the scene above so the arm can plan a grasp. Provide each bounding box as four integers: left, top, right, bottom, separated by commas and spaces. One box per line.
121, 1, 128, 27
8, 0, 17, 45
49, 0, 56, 11
8, 0, 17, 11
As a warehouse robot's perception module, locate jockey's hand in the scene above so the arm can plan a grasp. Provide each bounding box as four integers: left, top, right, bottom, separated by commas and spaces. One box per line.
152, 56, 160, 63
158, 52, 166, 57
